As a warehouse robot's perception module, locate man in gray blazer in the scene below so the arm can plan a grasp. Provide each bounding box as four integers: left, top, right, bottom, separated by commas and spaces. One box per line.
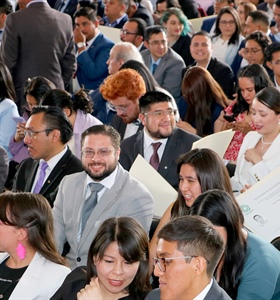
53, 124, 155, 269
141, 25, 185, 101
0, 0, 76, 112
145, 215, 231, 300
120, 91, 200, 190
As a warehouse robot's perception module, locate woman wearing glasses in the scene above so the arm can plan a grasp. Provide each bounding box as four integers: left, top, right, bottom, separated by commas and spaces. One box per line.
0, 192, 70, 299
212, 7, 244, 68
189, 189, 280, 300
41, 88, 102, 158
51, 217, 151, 300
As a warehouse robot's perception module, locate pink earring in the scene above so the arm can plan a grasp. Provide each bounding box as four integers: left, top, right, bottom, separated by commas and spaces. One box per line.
16, 242, 26, 260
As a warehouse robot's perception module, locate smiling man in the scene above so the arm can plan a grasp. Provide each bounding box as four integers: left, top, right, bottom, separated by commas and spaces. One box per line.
74, 7, 114, 90
145, 215, 231, 300
53, 124, 154, 269
12, 106, 83, 207
188, 30, 235, 99
119, 91, 199, 190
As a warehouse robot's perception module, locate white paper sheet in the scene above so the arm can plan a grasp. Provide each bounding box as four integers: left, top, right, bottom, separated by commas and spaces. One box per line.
129, 154, 177, 217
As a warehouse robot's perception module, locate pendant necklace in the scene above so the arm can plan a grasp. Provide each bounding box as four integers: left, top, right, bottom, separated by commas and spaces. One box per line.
261, 136, 273, 150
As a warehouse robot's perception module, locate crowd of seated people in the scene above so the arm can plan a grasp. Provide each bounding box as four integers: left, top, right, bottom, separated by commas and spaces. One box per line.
1, 0, 280, 298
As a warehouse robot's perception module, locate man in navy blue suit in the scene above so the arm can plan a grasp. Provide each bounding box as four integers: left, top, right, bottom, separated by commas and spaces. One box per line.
74, 7, 114, 90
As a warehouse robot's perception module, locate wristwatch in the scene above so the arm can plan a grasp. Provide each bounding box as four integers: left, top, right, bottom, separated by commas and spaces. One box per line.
77, 42, 86, 48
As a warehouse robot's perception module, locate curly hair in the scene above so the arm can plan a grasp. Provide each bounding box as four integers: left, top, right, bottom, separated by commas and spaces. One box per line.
100, 68, 146, 102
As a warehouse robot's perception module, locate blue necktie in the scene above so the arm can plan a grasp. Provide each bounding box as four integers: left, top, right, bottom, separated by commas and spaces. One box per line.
152, 63, 158, 74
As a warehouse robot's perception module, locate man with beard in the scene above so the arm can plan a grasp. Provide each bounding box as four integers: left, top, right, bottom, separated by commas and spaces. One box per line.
119, 91, 200, 190
53, 124, 154, 269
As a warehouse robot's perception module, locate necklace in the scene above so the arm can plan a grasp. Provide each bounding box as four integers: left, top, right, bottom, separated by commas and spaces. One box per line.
261, 136, 273, 150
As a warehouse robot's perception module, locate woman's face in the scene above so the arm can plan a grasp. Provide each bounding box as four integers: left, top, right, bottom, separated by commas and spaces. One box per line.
238, 77, 255, 105
237, 5, 245, 24
251, 98, 280, 135
245, 39, 265, 65
219, 13, 236, 39
94, 241, 140, 295
0, 220, 18, 253
164, 14, 184, 38
26, 94, 38, 111
179, 164, 202, 207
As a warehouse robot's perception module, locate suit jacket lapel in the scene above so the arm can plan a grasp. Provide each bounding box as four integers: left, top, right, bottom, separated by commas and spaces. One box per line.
25, 160, 39, 192
134, 130, 144, 157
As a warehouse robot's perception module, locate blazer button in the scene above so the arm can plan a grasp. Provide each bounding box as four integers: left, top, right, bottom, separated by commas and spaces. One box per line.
77, 257, 81, 262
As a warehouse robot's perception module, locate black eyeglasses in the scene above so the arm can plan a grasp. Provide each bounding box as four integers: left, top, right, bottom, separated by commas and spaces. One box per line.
120, 29, 138, 36
153, 255, 209, 272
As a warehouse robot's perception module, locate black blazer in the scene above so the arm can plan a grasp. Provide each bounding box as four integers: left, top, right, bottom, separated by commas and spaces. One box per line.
172, 35, 194, 67
120, 128, 200, 190
111, 115, 144, 140
12, 148, 83, 207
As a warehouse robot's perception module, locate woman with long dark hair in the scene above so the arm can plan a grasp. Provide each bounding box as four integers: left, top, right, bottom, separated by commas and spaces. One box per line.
189, 189, 280, 299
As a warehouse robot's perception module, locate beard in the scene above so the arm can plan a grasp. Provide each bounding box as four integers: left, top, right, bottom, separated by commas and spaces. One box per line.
84, 160, 118, 181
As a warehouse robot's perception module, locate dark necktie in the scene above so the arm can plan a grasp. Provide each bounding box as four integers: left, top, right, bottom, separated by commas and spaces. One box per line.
81, 183, 104, 233
57, 0, 65, 11
33, 161, 48, 193
149, 142, 162, 171
152, 63, 158, 74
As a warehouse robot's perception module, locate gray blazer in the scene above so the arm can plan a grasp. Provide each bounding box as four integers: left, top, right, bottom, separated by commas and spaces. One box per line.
0, 2, 76, 110
53, 164, 155, 269
141, 48, 185, 101
145, 279, 232, 300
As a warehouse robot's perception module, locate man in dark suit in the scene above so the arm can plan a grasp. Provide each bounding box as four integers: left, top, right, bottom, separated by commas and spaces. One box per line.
120, 18, 147, 51
0, 0, 76, 113
74, 7, 114, 90
12, 106, 83, 207
188, 31, 235, 99
0, 0, 12, 43
142, 25, 185, 101
145, 215, 231, 300
127, 0, 154, 26
54, 0, 78, 18
119, 91, 199, 190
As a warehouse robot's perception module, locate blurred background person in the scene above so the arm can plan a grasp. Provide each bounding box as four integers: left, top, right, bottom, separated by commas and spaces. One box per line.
236, 2, 256, 36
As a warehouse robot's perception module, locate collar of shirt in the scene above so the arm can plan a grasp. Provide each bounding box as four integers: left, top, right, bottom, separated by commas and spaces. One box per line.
85, 163, 119, 200
31, 146, 68, 192
137, 42, 144, 51
193, 278, 213, 300
104, 14, 127, 27
143, 129, 168, 162
27, 0, 47, 7
123, 121, 141, 139
195, 59, 210, 69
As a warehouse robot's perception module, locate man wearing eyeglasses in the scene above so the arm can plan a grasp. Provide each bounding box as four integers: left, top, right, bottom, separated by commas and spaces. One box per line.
53, 124, 154, 269
145, 215, 231, 300
119, 91, 199, 190
141, 25, 185, 101
12, 106, 83, 207
120, 18, 147, 51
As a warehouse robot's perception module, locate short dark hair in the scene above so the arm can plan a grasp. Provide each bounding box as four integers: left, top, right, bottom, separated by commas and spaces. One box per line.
74, 7, 97, 21
144, 25, 166, 41
158, 215, 224, 277
86, 217, 151, 298
81, 124, 121, 150
275, 0, 280, 8
191, 30, 212, 43
0, 0, 12, 15
128, 17, 147, 37
24, 76, 56, 103
265, 42, 280, 62
30, 106, 73, 144
139, 91, 172, 113
249, 10, 269, 28
245, 31, 271, 52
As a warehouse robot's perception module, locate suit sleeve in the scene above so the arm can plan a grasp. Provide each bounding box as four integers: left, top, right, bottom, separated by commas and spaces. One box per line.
60, 17, 76, 88
53, 176, 68, 254
0, 14, 19, 73
77, 43, 112, 81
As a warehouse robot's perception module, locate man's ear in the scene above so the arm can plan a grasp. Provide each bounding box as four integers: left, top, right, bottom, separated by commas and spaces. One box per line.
50, 129, 61, 142
144, 40, 150, 49
139, 112, 146, 126
192, 256, 207, 277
